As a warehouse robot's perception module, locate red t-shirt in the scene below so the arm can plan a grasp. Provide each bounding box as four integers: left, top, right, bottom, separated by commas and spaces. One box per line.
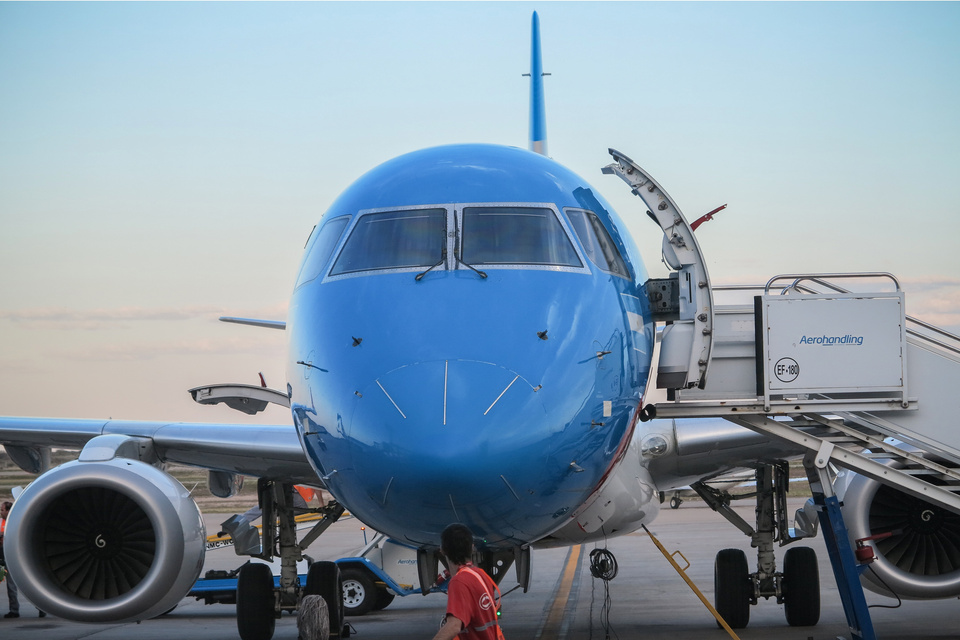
444, 565, 500, 640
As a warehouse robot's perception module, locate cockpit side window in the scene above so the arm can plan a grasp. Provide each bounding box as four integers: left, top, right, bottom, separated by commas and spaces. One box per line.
296, 216, 350, 288
461, 207, 582, 267
331, 208, 447, 276
566, 209, 630, 279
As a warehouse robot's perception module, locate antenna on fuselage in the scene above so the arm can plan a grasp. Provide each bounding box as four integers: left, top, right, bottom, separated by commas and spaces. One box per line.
524, 11, 550, 156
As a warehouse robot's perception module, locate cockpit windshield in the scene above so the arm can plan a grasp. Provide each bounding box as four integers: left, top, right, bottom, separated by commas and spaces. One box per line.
330, 208, 446, 276
296, 216, 349, 288
461, 207, 582, 267
566, 209, 630, 279
325, 204, 587, 279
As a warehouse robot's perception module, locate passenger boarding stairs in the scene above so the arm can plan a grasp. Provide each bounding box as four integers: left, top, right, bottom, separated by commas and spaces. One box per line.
655, 276, 960, 517
603, 149, 960, 517
605, 148, 960, 640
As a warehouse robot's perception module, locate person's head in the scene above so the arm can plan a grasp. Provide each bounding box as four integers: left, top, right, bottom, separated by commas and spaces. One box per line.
440, 523, 475, 566
0, 501, 12, 520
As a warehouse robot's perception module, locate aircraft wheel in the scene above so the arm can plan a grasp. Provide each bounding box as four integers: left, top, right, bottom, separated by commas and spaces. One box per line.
714, 548, 751, 629
306, 562, 344, 637
783, 546, 820, 626
236, 563, 276, 640
373, 588, 396, 611
341, 568, 377, 617
670, 495, 682, 509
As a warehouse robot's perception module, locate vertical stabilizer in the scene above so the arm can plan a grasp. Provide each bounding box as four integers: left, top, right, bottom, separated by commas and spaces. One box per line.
528, 12, 548, 156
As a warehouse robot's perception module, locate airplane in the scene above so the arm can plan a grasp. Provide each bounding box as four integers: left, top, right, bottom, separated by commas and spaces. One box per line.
1, 11, 958, 640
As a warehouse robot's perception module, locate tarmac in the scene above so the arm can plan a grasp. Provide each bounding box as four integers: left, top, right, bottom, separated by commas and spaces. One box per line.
0, 499, 957, 640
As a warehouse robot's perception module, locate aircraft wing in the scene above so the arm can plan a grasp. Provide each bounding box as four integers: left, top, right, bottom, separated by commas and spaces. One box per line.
0, 417, 321, 486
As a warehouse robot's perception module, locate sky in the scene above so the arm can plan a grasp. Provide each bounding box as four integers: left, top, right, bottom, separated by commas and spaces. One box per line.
1, 2, 958, 424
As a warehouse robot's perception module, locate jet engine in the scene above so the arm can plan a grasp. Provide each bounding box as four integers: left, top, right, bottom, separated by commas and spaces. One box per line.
839, 469, 960, 599
4, 457, 206, 622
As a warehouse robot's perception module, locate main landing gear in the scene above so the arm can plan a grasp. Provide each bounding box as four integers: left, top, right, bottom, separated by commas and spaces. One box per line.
234, 479, 347, 640
693, 462, 820, 629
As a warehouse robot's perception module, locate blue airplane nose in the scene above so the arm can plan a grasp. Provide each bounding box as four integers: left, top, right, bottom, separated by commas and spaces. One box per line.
354, 360, 543, 440
342, 359, 558, 542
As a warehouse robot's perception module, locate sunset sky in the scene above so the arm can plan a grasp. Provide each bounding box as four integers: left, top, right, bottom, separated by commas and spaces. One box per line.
1, 2, 957, 423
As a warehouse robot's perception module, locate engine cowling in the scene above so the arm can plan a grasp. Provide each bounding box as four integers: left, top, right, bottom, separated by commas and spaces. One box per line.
838, 469, 960, 599
5, 457, 206, 622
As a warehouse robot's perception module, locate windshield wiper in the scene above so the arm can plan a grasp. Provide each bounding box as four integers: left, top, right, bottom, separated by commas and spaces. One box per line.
455, 255, 487, 279
415, 243, 448, 281
415, 254, 445, 281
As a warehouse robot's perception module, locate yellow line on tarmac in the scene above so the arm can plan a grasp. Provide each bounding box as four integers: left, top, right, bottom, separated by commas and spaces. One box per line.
537, 544, 583, 640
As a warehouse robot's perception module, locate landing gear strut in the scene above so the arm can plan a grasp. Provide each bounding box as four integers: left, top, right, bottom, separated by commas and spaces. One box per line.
693, 462, 820, 629
234, 479, 346, 640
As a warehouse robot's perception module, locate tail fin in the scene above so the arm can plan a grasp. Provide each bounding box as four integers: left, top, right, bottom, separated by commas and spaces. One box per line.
527, 11, 549, 155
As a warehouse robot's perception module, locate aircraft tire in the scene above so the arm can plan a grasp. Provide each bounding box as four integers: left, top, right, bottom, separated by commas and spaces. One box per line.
714, 548, 751, 629
236, 563, 276, 640
373, 587, 396, 611
783, 546, 820, 627
341, 568, 377, 617
670, 495, 682, 509
306, 562, 344, 637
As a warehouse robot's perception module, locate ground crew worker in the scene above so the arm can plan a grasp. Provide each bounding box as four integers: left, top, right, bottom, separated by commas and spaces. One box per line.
1, 500, 45, 618
430, 523, 504, 640
1, 501, 19, 618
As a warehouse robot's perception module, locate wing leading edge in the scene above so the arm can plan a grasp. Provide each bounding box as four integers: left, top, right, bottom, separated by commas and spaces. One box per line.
0, 416, 320, 486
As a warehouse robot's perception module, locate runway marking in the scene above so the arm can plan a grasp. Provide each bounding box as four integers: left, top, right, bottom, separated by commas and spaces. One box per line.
535, 544, 583, 640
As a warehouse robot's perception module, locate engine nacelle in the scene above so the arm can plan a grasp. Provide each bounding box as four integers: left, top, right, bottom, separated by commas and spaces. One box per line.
838, 469, 960, 599
5, 457, 206, 622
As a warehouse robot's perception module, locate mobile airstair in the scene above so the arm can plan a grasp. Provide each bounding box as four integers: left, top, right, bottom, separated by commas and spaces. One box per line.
656, 276, 960, 515
604, 149, 960, 640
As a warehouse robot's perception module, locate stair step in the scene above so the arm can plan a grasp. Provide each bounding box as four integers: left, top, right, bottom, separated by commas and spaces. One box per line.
821, 436, 864, 444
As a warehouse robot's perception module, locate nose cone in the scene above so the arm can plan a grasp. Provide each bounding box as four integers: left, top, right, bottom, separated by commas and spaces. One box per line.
354, 360, 543, 444
345, 360, 551, 543
291, 266, 652, 546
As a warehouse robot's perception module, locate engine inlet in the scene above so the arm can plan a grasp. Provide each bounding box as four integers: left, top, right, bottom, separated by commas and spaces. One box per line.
39, 487, 157, 600
869, 484, 960, 576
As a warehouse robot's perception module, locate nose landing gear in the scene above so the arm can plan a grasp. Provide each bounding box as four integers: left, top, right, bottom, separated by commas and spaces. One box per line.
233, 480, 347, 640
694, 462, 820, 629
